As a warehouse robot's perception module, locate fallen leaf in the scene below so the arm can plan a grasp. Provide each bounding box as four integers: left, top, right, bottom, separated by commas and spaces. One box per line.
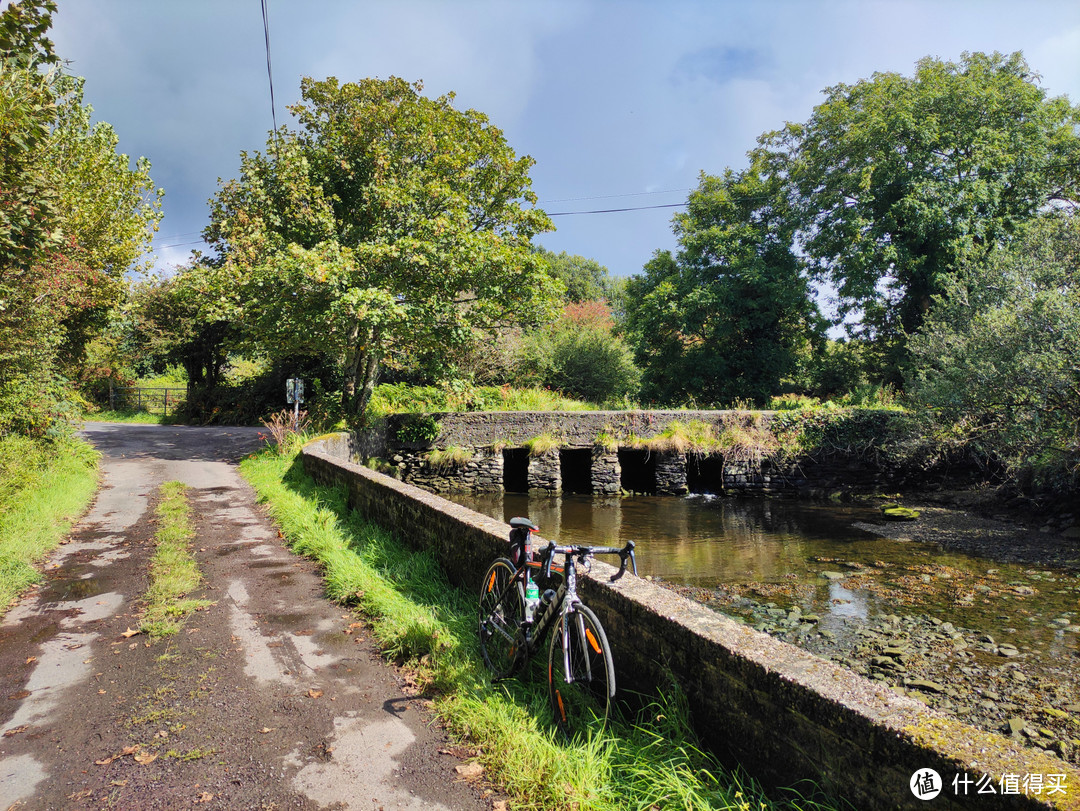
3, 726, 28, 737
121, 746, 139, 756
259, 727, 274, 734
134, 751, 157, 765
25, 656, 37, 664
120, 628, 141, 638
95, 755, 119, 766
68, 789, 93, 800
455, 762, 484, 780
195, 792, 214, 804
493, 802, 509, 811
110, 780, 128, 787
307, 689, 323, 699
8, 690, 30, 700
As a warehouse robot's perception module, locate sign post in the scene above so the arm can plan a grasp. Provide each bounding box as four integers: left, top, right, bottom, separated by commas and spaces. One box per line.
285, 378, 304, 432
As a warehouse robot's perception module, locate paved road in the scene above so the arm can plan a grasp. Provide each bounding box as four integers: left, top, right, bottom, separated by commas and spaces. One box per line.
0, 423, 491, 810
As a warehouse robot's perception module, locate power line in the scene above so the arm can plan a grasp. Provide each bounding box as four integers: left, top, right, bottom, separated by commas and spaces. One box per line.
548, 202, 687, 216
261, 0, 278, 137
540, 188, 694, 204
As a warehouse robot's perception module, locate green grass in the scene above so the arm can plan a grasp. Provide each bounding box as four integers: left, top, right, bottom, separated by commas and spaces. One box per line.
141, 482, 213, 638
0, 436, 99, 615
240, 441, 843, 811
85, 409, 176, 425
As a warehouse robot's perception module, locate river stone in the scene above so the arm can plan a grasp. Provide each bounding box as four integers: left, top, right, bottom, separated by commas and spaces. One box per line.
908, 679, 946, 694
1004, 717, 1026, 736
821, 571, 846, 581
1051, 617, 1071, 627
998, 645, 1020, 657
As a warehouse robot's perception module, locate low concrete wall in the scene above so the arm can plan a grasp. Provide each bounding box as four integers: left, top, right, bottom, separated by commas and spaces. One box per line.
302, 437, 1079, 810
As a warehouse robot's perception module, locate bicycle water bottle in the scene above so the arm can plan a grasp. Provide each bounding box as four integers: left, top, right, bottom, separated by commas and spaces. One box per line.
525, 578, 540, 622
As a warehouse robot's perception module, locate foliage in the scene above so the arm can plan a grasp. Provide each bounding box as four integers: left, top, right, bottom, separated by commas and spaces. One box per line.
520, 301, 641, 405
425, 445, 473, 470
0, 435, 98, 614
204, 76, 559, 423
394, 414, 441, 444
533, 246, 627, 313
0, 1, 161, 437
523, 433, 561, 456
259, 409, 312, 453
625, 167, 823, 406
756, 51, 1080, 380
908, 214, 1080, 494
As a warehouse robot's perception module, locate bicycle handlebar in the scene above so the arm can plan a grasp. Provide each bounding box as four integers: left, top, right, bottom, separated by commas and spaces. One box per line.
538, 540, 637, 583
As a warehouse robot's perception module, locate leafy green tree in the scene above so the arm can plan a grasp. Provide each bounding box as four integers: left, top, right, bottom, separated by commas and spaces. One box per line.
0, 0, 59, 269
205, 77, 558, 421
0, 0, 160, 435
534, 246, 625, 310
625, 168, 822, 406
758, 51, 1080, 379
519, 301, 640, 404
908, 214, 1080, 492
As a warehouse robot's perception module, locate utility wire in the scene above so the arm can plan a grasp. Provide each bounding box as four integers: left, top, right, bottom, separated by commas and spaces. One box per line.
261, 0, 278, 138
548, 202, 687, 216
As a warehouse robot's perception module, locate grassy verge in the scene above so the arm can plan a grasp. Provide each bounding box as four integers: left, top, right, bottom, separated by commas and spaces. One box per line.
84, 410, 177, 425
241, 441, 843, 811
0, 436, 99, 615
141, 481, 212, 638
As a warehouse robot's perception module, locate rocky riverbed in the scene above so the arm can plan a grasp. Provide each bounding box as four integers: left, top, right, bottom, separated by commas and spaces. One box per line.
659, 498, 1080, 767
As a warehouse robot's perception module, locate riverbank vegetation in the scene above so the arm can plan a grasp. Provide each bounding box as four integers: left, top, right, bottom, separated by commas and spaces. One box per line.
241, 439, 843, 811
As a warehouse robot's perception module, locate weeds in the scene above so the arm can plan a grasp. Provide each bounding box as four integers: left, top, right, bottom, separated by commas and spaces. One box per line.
0, 436, 99, 615
260, 409, 312, 452
426, 445, 474, 470
141, 482, 213, 638
524, 433, 561, 456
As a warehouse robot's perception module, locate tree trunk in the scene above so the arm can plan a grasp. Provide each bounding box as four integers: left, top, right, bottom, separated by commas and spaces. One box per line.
342, 323, 381, 424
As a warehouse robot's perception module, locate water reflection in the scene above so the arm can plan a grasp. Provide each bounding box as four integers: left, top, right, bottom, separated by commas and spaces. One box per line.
448, 491, 1079, 652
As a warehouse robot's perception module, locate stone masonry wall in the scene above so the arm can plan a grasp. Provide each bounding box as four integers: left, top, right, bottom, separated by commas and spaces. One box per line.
302, 436, 1079, 810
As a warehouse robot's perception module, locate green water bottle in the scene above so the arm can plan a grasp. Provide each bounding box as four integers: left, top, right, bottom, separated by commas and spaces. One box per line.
525, 578, 540, 622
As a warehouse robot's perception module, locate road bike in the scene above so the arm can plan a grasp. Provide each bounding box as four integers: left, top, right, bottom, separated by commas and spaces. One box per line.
478, 517, 636, 738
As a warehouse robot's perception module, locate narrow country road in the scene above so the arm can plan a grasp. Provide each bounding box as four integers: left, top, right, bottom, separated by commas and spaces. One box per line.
0, 423, 493, 810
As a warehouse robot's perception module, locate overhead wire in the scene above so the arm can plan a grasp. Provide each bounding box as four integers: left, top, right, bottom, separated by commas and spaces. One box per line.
261, 0, 278, 138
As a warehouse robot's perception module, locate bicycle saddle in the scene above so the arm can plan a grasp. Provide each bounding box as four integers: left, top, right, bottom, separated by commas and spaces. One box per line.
509, 517, 538, 531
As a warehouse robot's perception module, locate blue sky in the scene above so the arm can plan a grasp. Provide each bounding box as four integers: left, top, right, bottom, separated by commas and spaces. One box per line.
48, 1, 1080, 282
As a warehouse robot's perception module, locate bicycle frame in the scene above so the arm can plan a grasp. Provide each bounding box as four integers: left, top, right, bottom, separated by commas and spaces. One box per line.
515, 539, 635, 664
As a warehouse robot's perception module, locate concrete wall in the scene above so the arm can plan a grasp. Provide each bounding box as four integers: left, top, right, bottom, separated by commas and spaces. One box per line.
301, 437, 1079, 810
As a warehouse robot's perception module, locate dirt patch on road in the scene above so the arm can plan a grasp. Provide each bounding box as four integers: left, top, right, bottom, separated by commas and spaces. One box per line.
0, 424, 496, 810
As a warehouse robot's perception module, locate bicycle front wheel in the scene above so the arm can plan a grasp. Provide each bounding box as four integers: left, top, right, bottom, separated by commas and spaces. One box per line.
548, 604, 615, 739
478, 558, 525, 679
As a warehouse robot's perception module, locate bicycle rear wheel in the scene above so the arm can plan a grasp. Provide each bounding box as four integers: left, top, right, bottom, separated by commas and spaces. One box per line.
548, 604, 614, 739
478, 558, 525, 679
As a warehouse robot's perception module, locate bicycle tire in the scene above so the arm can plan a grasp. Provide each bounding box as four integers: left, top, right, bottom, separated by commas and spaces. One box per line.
548, 603, 615, 739
478, 558, 525, 679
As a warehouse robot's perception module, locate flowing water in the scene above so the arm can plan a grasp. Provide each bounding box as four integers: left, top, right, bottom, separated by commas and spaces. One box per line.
449, 491, 1080, 658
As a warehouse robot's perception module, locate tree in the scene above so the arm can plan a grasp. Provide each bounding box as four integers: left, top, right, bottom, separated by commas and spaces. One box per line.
533, 246, 625, 309
625, 167, 822, 406
0, 0, 59, 270
519, 301, 640, 404
908, 214, 1080, 492
757, 51, 1080, 380
205, 77, 558, 421
0, 0, 161, 435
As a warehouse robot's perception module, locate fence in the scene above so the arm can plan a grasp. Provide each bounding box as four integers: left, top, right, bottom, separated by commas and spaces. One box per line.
108, 385, 187, 416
